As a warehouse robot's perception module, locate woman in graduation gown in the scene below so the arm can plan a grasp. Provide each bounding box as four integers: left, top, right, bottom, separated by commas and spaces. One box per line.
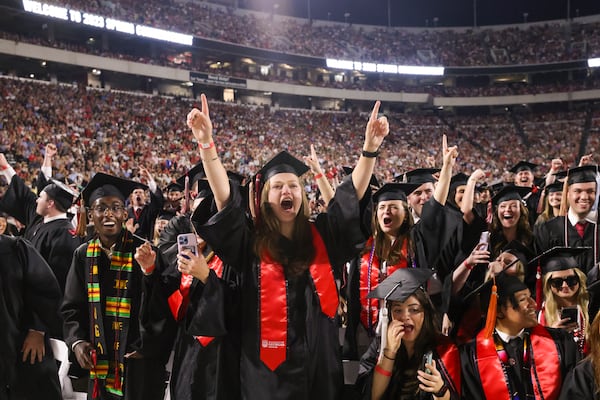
559, 310, 600, 399
356, 268, 460, 400
185, 95, 387, 399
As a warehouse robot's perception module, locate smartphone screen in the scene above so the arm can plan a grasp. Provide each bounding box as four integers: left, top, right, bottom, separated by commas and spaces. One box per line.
177, 233, 198, 258
560, 306, 578, 324
421, 351, 433, 374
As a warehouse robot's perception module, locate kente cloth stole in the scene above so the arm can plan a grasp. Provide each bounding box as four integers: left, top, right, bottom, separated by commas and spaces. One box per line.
86, 237, 133, 397
259, 224, 338, 371
475, 326, 561, 400
359, 237, 408, 333
167, 253, 223, 347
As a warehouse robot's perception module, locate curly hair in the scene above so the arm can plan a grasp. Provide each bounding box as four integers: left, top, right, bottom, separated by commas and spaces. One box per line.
489, 201, 532, 259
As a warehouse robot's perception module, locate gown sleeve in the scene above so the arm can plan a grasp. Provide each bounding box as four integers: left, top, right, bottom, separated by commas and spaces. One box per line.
0, 174, 39, 227
61, 244, 91, 349
558, 359, 598, 400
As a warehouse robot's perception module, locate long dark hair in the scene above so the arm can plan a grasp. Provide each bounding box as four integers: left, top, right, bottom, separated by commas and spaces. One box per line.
387, 289, 440, 398
489, 201, 532, 258
364, 200, 414, 266
253, 179, 314, 276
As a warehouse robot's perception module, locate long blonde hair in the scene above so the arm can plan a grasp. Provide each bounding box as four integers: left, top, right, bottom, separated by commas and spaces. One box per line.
253, 178, 314, 276
542, 268, 589, 333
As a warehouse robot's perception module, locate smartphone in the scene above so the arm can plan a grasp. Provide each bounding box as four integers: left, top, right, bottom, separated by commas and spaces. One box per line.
177, 233, 198, 258
421, 351, 433, 374
560, 306, 578, 325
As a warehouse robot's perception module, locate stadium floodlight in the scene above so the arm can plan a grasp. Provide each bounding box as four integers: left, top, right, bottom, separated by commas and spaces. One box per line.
136, 25, 193, 46
588, 58, 600, 68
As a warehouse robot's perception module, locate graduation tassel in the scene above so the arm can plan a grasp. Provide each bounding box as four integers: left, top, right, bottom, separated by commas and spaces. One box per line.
535, 263, 543, 312
376, 306, 389, 363
75, 199, 88, 237
254, 173, 262, 225
113, 364, 122, 391
91, 350, 99, 399
482, 278, 497, 339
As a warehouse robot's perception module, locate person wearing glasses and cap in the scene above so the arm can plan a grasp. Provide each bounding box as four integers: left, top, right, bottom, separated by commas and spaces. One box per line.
186, 95, 387, 399
532, 247, 590, 358
343, 182, 419, 360
460, 274, 577, 400
62, 173, 174, 400
356, 268, 460, 400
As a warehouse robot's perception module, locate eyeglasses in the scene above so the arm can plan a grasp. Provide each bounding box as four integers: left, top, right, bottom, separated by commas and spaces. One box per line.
91, 205, 125, 214
549, 275, 579, 289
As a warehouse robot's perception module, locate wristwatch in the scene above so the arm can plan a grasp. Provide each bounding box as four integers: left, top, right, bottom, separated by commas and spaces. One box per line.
433, 384, 448, 398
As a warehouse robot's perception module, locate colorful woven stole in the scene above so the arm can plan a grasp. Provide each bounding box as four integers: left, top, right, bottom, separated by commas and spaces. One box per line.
86, 235, 133, 398
359, 237, 409, 333
259, 224, 338, 371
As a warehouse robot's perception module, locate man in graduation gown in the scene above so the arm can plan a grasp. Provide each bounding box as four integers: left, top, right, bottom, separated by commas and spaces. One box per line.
0, 153, 81, 399
61, 173, 173, 400
127, 167, 164, 241
460, 274, 577, 399
535, 165, 599, 274
510, 161, 543, 228
0, 235, 62, 400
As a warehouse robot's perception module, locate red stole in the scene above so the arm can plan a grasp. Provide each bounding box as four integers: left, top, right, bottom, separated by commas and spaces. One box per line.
359, 237, 408, 331
436, 340, 461, 396
167, 254, 224, 347
475, 325, 561, 400
259, 224, 338, 371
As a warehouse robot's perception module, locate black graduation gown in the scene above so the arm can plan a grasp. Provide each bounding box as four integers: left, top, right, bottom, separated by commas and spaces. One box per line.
558, 359, 599, 400
460, 327, 577, 400
127, 189, 165, 241
193, 178, 372, 400
355, 336, 460, 400
534, 216, 599, 274
0, 174, 81, 293
61, 232, 173, 400
0, 235, 62, 400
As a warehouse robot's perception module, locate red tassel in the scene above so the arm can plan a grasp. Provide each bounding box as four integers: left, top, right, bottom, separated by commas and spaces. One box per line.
92, 378, 99, 399
254, 173, 262, 224
535, 264, 542, 312
483, 281, 497, 339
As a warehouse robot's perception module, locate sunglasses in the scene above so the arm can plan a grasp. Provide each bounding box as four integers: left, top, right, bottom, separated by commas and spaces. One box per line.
549, 275, 579, 289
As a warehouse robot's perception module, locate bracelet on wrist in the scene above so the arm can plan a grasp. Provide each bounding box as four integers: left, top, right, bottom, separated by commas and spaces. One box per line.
465, 261, 474, 271
383, 353, 395, 361
199, 141, 215, 150
374, 364, 392, 377
361, 149, 380, 158
0, 165, 8, 170
433, 384, 448, 398
314, 173, 323, 180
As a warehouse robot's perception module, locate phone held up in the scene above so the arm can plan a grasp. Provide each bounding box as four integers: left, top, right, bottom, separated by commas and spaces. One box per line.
560, 306, 579, 325
177, 233, 198, 259
421, 351, 433, 374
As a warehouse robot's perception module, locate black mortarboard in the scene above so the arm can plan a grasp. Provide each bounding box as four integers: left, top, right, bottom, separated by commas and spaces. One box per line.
196, 179, 212, 199
528, 246, 590, 274
373, 183, 421, 203
544, 181, 564, 194
342, 166, 379, 189
475, 182, 489, 193
402, 168, 440, 185
227, 171, 245, 186
166, 182, 184, 193
566, 165, 599, 185
450, 172, 469, 190
81, 173, 147, 205
490, 181, 506, 196
255, 151, 309, 184
176, 163, 206, 188
366, 268, 433, 302
42, 179, 77, 210
502, 240, 534, 266
509, 161, 537, 174
491, 185, 531, 207
157, 210, 176, 221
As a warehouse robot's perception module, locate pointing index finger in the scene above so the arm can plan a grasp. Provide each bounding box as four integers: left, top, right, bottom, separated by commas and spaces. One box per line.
201, 93, 210, 118
442, 134, 448, 153
370, 101, 381, 121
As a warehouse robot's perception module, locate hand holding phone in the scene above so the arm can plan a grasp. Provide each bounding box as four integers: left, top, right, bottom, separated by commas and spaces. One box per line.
421, 351, 433, 375
177, 233, 198, 259
560, 306, 578, 325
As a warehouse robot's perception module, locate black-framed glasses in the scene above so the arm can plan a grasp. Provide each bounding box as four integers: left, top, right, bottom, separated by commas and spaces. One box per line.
91, 205, 125, 214
549, 275, 579, 289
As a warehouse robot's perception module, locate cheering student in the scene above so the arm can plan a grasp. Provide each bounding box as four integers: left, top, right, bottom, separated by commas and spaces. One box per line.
186, 94, 386, 399
126, 167, 164, 241
61, 173, 173, 400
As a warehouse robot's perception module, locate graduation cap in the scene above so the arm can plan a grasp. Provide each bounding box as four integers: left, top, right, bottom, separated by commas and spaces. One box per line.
544, 181, 564, 194
227, 171, 245, 186
475, 182, 489, 193
176, 163, 206, 189
566, 165, 599, 185
373, 183, 421, 203
255, 151, 310, 183
528, 246, 590, 275
491, 185, 531, 207
342, 166, 379, 189
450, 172, 469, 190
502, 240, 534, 267
366, 268, 433, 302
402, 168, 440, 185
165, 182, 184, 193
509, 161, 538, 174
156, 210, 176, 221
81, 173, 147, 206
41, 178, 77, 211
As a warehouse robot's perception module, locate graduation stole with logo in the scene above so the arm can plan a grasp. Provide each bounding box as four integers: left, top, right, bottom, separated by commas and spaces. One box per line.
86, 235, 133, 398
259, 224, 338, 371
167, 251, 224, 347
475, 325, 561, 400
359, 237, 409, 333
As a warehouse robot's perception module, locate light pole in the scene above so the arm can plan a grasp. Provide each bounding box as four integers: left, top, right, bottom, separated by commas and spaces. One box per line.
523, 12, 528, 23
344, 12, 351, 24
